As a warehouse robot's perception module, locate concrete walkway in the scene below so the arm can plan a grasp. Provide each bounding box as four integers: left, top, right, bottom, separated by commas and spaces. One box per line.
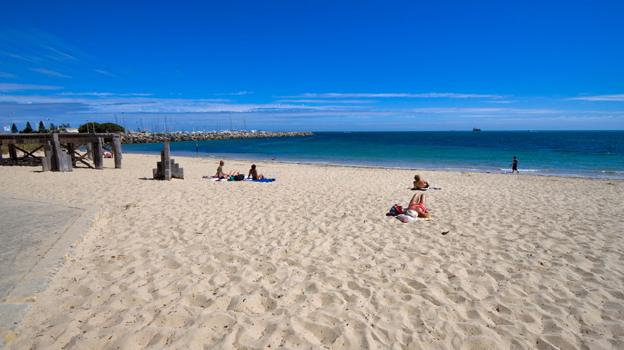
0, 196, 94, 348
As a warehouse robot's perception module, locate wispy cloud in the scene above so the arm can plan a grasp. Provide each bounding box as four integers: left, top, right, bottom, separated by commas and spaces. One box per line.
284, 92, 503, 99
0, 83, 62, 91
275, 99, 376, 104
93, 69, 119, 78
406, 107, 560, 115
41, 45, 78, 62
31, 67, 72, 78
1, 51, 41, 63
0, 94, 344, 114
0, 30, 85, 64
0, 30, 119, 80
0, 71, 17, 78
569, 94, 624, 102
59, 92, 152, 97
213, 91, 253, 96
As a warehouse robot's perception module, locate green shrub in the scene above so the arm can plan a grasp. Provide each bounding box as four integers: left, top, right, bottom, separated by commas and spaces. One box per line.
78, 122, 125, 133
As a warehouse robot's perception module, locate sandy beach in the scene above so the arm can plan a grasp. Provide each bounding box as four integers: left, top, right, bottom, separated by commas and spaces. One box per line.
1, 153, 623, 349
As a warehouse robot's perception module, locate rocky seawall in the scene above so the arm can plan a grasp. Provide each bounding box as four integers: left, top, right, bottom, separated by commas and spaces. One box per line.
121, 131, 313, 144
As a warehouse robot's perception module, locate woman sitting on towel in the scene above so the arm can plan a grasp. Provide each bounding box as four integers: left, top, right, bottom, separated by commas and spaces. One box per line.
216, 160, 238, 179
413, 174, 430, 190
406, 192, 430, 218
247, 164, 265, 180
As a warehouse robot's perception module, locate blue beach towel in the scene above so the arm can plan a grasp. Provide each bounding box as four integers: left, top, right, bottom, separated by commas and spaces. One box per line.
248, 178, 275, 183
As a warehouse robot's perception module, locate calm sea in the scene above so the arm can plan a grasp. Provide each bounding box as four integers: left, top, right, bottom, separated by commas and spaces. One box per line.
123, 131, 624, 179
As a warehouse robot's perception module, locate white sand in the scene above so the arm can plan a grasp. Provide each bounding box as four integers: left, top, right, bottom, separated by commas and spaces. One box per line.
2, 154, 624, 349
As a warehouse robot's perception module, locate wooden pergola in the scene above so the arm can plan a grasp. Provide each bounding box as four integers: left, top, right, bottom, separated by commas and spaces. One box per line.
0, 132, 122, 171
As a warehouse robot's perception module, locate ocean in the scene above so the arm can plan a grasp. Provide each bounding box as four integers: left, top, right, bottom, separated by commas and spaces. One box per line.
122, 131, 624, 179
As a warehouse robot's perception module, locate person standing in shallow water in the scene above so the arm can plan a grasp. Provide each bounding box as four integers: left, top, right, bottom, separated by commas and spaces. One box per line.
512, 156, 519, 174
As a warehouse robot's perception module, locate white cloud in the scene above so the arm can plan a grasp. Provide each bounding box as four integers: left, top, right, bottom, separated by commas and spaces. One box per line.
569, 94, 624, 102
0, 83, 62, 91
285, 92, 503, 99
31, 68, 72, 78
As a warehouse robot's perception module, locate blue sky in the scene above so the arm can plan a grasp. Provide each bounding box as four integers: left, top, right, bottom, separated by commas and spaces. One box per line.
1, 0, 624, 131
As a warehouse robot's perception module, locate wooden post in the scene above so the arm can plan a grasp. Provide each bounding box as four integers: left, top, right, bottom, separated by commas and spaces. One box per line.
162, 141, 172, 180
8, 144, 18, 160
112, 135, 122, 169
60, 150, 73, 172
51, 132, 63, 171
0, 142, 2, 160
93, 137, 104, 169
86, 143, 93, 160
67, 143, 76, 167
42, 142, 52, 172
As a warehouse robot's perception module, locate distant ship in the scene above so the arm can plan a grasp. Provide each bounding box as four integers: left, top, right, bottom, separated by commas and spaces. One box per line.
472, 128, 481, 132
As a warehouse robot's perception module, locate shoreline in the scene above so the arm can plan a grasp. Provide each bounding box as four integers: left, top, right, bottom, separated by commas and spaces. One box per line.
124, 149, 624, 182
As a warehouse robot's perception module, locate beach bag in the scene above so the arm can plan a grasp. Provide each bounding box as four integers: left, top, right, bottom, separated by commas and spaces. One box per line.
234, 174, 245, 181
387, 204, 403, 216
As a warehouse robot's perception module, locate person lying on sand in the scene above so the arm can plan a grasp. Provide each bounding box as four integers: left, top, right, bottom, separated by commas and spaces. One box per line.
406, 192, 430, 218
215, 160, 238, 179
247, 164, 265, 180
412, 174, 430, 190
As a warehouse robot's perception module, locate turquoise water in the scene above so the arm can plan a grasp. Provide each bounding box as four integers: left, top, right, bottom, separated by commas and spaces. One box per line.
123, 131, 624, 179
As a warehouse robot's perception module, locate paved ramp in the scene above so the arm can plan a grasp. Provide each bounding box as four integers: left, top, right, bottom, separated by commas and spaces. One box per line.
0, 196, 92, 348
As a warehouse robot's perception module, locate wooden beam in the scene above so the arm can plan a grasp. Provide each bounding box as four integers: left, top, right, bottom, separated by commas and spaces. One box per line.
0, 133, 118, 145
14, 145, 43, 160
72, 150, 95, 169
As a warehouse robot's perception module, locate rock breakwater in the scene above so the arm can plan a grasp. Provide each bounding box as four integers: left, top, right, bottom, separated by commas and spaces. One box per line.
122, 131, 312, 144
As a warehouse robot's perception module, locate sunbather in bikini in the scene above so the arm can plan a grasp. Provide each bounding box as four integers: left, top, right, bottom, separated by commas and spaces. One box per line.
406, 192, 430, 218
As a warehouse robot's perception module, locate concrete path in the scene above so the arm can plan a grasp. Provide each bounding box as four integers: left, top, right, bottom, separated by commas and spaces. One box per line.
0, 196, 94, 348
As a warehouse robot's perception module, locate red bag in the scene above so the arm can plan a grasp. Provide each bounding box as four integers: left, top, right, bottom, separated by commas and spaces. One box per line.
394, 204, 404, 215
387, 204, 403, 216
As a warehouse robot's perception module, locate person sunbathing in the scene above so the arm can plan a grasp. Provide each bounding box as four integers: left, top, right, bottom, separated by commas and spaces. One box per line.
412, 174, 430, 190
406, 192, 430, 218
247, 164, 265, 180
215, 160, 238, 179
